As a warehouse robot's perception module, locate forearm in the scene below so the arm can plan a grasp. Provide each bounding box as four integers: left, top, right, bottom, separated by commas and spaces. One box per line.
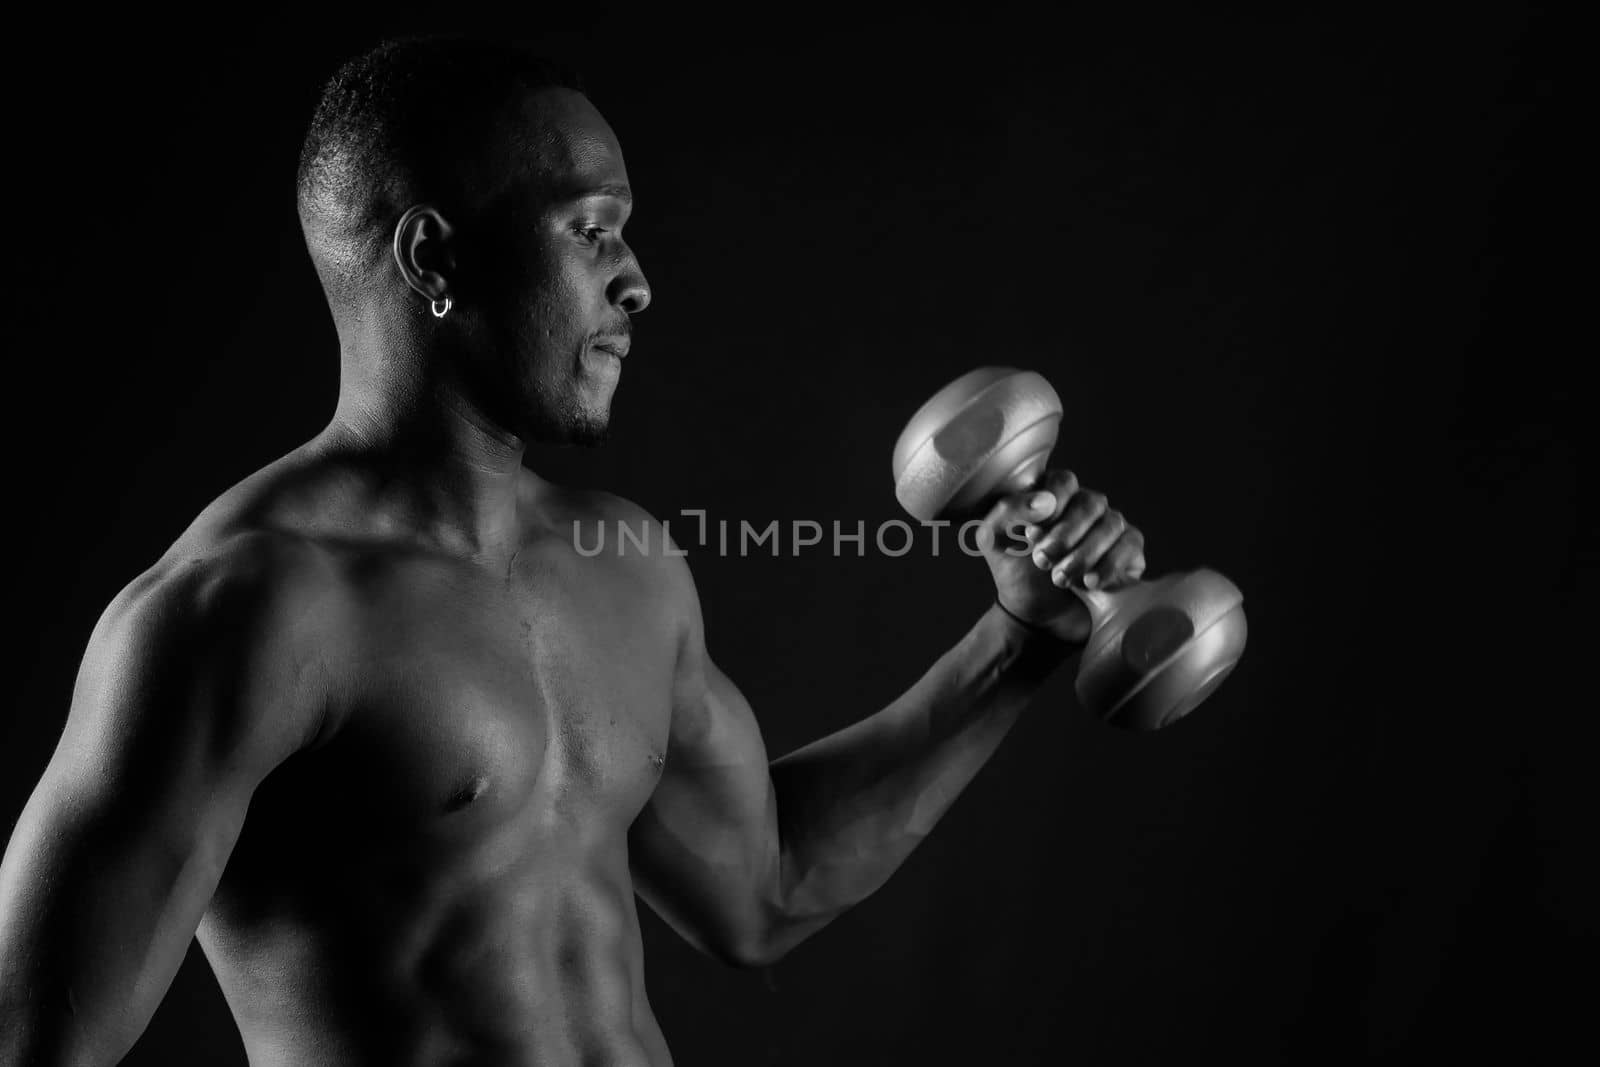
764, 601, 1075, 960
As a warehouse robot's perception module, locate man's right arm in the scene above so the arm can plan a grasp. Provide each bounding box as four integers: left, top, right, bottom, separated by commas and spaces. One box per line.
0, 536, 329, 1066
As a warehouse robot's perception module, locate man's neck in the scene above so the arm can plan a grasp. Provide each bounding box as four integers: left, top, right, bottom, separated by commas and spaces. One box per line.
314, 383, 531, 566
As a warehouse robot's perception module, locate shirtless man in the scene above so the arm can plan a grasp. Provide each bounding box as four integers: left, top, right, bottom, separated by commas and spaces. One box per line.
0, 36, 1147, 1066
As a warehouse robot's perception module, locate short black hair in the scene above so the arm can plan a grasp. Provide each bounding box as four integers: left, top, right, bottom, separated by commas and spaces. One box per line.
296, 33, 586, 303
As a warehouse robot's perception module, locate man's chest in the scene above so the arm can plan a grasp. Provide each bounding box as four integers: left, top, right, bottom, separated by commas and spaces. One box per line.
293, 542, 678, 837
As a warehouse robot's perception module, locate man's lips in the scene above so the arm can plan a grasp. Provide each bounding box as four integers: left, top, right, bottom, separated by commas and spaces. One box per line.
590, 337, 630, 359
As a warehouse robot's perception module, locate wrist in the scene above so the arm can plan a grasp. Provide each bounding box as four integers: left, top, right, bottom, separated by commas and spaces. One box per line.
992, 595, 1082, 649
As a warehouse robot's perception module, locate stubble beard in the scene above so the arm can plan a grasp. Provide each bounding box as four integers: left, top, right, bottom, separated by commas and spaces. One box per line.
565, 410, 611, 447
536, 368, 613, 448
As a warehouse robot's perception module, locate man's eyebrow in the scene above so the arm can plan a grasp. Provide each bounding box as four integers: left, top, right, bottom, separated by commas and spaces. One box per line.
558, 182, 633, 205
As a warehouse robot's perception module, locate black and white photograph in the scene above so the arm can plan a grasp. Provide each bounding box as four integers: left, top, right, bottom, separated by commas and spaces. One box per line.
0, 11, 1580, 1065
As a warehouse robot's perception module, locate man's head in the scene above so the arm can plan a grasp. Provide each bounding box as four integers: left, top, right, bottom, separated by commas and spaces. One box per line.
297, 34, 650, 447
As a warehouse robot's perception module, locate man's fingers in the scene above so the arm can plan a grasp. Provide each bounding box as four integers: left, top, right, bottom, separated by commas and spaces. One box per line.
1051, 508, 1127, 586
1090, 529, 1147, 589
984, 469, 1078, 554
974, 469, 1148, 589
1029, 490, 1109, 568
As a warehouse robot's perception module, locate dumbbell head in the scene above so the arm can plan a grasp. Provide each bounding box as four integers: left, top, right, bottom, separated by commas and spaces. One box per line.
892, 367, 1063, 522
1078, 568, 1249, 732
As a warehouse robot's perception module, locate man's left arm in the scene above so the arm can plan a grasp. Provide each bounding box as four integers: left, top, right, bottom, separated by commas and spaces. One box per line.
627, 471, 1144, 968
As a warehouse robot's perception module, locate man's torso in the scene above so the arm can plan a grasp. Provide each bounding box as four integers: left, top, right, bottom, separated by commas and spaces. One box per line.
158, 441, 682, 1066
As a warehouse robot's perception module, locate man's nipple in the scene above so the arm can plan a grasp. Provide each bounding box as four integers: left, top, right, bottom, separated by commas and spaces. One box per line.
443, 774, 491, 812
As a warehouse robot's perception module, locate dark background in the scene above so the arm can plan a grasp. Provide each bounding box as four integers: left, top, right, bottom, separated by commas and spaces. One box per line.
4, 11, 1582, 1065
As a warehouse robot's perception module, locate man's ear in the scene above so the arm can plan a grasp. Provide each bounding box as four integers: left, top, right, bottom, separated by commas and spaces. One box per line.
392, 203, 457, 304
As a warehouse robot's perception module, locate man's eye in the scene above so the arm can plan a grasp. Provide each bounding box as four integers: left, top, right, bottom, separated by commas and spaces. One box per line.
573, 224, 606, 244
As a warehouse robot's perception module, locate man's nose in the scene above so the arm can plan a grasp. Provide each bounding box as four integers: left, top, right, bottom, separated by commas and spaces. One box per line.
609, 261, 650, 314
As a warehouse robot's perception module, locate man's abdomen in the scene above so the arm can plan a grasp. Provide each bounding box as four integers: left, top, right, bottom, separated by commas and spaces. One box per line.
198, 831, 672, 1066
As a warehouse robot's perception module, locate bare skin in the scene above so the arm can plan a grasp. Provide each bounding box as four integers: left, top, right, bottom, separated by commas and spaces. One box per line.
151, 447, 687, 1065
0, 83, 1147, 1066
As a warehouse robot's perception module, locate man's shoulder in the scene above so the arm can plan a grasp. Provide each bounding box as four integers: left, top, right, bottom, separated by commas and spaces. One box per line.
102, 440, 349, 697
107, 528, 337, 674
155, 444, 349, 623
157, 527, 339, 618
80, 528, 336, 760
154, 441, 373, 604
558, 486, 698, 604
566, 487, 671, 540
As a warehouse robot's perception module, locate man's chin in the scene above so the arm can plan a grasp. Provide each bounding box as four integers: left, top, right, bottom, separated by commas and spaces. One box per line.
564, 423, 611, 448
532, 414, 610, 449
517, 399, 611, 448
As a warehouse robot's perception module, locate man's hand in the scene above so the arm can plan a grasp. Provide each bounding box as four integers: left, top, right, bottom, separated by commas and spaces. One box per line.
979, 469, 1147, 644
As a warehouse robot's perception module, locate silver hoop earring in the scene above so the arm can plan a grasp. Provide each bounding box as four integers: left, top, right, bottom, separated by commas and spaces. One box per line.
431, 296, 453, 319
